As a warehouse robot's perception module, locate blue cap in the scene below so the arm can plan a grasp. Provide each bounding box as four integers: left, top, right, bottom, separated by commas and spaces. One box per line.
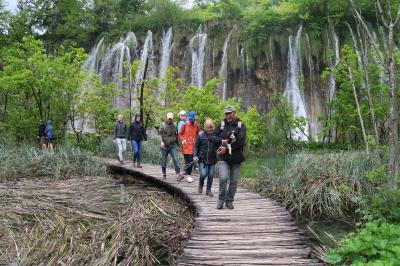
188, 111, 196, 120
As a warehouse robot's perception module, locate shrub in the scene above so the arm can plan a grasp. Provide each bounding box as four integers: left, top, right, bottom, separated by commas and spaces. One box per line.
326, 222, 400, 265
254, 152, 381, 219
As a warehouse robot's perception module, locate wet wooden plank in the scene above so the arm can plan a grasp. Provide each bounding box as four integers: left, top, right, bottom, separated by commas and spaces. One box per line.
104, 160, 322, 265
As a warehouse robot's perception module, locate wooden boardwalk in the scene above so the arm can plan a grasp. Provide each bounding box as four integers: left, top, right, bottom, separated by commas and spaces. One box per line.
106, 160, 322, 266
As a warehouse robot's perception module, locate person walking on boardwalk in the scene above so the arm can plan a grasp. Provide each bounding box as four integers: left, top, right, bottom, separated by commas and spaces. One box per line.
179, 111, 200, 183
128, 113, 147, 168
212, 106, 246, 210
37, 120, 47, 149
113, 114, 128, 164
44, 120, 55, 151
159, 112, 184, 181
194, 119, 219, 197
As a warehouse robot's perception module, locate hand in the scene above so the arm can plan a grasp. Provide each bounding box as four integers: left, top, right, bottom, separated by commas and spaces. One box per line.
160, 141, 165, 148
144, 141, 148, 144
113, 139, 116, 144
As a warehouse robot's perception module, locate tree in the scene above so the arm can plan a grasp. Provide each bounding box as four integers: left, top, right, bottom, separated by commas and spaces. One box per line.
349, 0, 400, 184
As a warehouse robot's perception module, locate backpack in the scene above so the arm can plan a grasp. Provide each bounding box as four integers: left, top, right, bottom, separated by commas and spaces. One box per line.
46, 125, 54, 140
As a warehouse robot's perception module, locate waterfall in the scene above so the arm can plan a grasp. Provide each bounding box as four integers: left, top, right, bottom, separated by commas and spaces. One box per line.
84, 37, 104, 74
135, 30, 153, 86
240, 48, 245, 84
218, 31, 231, 99
189, 33, 207, 88
284, 25, 309, 141
159, 27, 173, 103
327, 31, 339, 101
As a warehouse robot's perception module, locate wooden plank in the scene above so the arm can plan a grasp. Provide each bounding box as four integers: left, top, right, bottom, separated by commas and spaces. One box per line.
104, 159, 322, 265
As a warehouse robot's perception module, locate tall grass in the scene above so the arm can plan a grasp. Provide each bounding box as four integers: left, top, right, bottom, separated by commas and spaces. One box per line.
252, 151, 382, 220
0, 144, 106, 181
99, 137, 183, 167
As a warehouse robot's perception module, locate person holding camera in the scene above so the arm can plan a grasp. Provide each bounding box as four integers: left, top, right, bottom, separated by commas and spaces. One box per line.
212, 106, 246, 210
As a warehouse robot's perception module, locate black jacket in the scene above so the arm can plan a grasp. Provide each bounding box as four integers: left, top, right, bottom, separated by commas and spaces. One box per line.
38, 124, 46, 137
212, 118, 246, 164
194, 130, 219, 165
113, 121, 127, 139
128, 122, 147, 141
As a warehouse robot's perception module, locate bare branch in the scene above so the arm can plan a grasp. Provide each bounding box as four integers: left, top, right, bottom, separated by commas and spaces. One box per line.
376, 0, 390, 27
349, 0, 386, 65
386, 0, 393, 22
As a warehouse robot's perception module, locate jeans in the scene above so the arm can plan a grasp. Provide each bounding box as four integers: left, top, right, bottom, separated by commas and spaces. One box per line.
116, 138, 126, 161
199, 163, 215, 191
218, 161, 240, 203
131, 140, 142, 162
160, 145, 180, 174
184, 154, 194, 175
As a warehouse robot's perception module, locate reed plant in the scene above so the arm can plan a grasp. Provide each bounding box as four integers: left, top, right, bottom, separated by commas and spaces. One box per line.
0, 144, 106, 181
252, 151, 382, 220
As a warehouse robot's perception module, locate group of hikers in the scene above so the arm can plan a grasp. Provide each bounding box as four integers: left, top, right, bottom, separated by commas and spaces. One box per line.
37, 120, 55, 150
113, 106, 247, 210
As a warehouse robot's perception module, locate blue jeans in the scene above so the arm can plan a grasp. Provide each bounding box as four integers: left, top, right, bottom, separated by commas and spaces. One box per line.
160, 145, 180, 174
131, 140, 142, 162
199, 163, 215, 191
218, 161, 241, 203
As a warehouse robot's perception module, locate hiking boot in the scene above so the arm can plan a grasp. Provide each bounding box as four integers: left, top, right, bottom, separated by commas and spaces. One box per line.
216, 201, 224, 210
137, 162, 142, 168
132, 161, 136, 167
176, 174, 184, 182
206, 189, 214, 197
162, 174, 167, 180
187, 175, 193, 183
226, 201, 234, 209
198, 185, 203, 194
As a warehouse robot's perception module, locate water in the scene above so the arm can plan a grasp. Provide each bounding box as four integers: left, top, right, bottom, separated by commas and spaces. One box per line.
159, 27, 173, 105
84, 37, 104, 74
240, 48, 246, 84
135, 30, 154, 88
218, 31, 232, 99
327, 30, 339, 102
284, 25, 309, 141
189, 33, 207, 88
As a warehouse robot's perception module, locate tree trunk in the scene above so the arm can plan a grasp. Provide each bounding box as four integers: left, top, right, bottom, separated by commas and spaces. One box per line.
348, 66, 369, 154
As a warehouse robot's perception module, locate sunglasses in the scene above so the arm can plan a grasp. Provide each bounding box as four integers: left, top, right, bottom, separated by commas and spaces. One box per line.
225, 112, 232, 115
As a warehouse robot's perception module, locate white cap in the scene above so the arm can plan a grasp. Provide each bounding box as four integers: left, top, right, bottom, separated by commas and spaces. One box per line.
167, 112, 174, 119
179, 110, 187, 116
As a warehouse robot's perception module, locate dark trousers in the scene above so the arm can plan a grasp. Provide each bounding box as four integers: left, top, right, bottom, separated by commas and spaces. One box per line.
184, 154, 194, 175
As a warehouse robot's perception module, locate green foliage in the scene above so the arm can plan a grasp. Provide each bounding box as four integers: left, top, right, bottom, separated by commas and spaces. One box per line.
241, 106, 266, 147
264, 93, 309, 150
0, 36, 89, 143
327, 222, 400, 265
80, 75, 118, 138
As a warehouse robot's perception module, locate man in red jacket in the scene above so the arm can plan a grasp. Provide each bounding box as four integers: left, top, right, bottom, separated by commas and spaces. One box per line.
179, 111, 200, 183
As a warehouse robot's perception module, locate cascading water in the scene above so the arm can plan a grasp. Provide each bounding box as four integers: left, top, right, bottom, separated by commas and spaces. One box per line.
239, 48, 246, 84
327, 31, 339, 102
218, 31, 232, 100
135, 30, 153, 87
189, 33, 207, 88
159, 27, 173, 104
284, 25, 310, 141
84, 37, 104, 74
